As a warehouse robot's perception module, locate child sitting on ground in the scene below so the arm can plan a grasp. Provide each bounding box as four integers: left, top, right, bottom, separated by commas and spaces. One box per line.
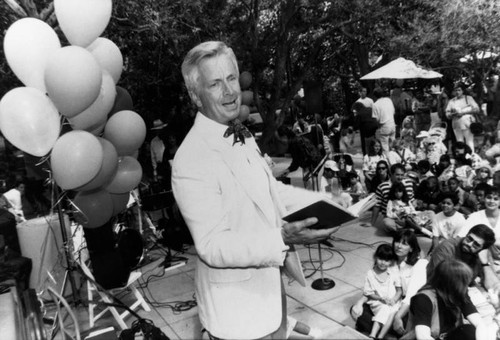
346, 171, 366, 203
428, 192, 466, 254
363, 244, 403, 339
385, 182, 433, 237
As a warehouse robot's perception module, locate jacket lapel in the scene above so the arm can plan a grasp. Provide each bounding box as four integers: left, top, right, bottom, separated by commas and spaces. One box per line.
195, 118, 276, 226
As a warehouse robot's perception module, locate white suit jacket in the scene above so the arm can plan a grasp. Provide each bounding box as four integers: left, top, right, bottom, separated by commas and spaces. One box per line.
172, 113, 321, 339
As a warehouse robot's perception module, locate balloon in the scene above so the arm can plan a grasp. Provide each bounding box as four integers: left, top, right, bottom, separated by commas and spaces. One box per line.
110, 193, 130, 216
73, 189, 113, 229
239, 105, 250, 122
103, 110, 146, 156
45, 46, 102, 118
3, 18, 61, 93
76, 138, 118, 191
0, 87, 61, 157
130, 150, 139, 159
54, 0, 112, 47
105, 156, 142, 194
51, 131, 104, 190
87, 38, 123, 84
241, 90, 254, 106
108, 86, 133, 118
239, 71, 252, 90
88, 120, 107, 136
68, 71, 116, 131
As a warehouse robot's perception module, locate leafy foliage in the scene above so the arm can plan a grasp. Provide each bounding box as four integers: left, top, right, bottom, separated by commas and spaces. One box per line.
1, 0, 500, 151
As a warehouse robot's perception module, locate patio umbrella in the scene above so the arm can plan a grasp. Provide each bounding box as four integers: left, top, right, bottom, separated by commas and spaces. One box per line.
360, 57, 443, 80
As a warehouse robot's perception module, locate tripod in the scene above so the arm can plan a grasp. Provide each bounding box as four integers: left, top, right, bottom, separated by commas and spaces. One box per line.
48, 185, 81, 339
304, 156, 335, 291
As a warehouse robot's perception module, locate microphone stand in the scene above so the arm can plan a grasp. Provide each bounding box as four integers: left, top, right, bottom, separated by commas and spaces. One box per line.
306, 155, 336, 291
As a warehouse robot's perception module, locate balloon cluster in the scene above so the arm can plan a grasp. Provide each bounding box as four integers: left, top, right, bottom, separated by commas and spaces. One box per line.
239, 71, 253, 122
0, 0, 145, 229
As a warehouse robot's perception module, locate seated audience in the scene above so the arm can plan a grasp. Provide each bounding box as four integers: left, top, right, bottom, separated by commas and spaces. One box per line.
363, 139, 387, 192
415, 176, 441, 212
367, 160, 391, 194
352, 230, 427, 337
345, 171, 366, 203
403, 260, 490, 340
371, 163, 414, 232
429, 192, 466, 254
384, 182, 418, 234
447, 176, 472, 215
395, 224, 497, 337
386, 139, 416, 170
459, 185, 500, 282
363, 244, 403, 339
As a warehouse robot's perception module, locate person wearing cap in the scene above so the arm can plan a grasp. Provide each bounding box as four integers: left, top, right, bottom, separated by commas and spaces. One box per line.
150, 119, 168, 180
445, 82, 480, 151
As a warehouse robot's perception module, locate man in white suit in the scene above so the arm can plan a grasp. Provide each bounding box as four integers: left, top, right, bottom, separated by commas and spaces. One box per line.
172, 41, 338, 340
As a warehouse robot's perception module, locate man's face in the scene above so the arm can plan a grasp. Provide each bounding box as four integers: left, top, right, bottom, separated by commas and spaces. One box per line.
461, 233, 485, 254
392, 168, 405, 183
192, 54, 241, 125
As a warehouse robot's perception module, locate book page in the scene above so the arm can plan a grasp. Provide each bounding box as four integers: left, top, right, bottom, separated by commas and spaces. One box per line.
347, 193, 376, 217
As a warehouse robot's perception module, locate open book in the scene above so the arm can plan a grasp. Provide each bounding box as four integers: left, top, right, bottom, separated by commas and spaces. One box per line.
283, 193, 375, 229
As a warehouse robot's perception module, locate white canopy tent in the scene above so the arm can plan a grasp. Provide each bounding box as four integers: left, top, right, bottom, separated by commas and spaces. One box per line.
360, 57, 443, 80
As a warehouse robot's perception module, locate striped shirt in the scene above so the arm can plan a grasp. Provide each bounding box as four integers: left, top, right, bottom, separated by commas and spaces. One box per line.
375, 179, 414, 216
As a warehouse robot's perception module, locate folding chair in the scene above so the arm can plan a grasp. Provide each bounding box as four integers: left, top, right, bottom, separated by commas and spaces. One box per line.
78, 258, 151, 330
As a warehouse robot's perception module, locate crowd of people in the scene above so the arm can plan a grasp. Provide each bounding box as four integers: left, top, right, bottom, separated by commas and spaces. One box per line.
267, 79, 500, 338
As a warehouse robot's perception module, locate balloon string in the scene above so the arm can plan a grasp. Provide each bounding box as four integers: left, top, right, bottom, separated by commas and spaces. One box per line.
65, 194, 89, 227
36, 154, 50, 167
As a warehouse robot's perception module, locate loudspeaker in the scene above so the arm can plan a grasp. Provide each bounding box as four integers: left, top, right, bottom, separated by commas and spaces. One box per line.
303, 81, 323, 115
117, 228, 143, 270
82, 222, 116, 253
89, 249, 130, 290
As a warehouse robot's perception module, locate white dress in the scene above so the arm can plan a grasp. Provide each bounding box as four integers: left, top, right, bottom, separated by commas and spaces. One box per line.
363, 266, 401, 324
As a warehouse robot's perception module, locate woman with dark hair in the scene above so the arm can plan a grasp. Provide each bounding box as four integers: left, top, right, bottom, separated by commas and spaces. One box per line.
445, 82, 480, 151
402, 260, 489, 340
364, 151, 388, 193
352, 229, 428, 336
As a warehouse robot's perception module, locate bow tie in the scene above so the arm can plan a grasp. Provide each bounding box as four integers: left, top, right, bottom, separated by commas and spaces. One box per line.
224, 119, 252, 145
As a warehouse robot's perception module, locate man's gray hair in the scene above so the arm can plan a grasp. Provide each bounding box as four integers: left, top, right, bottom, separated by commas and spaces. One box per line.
181, 41, 239, 95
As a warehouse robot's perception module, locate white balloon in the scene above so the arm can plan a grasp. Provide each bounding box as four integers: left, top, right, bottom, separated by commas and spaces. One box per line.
3, 18, 61, 93
0, 87, 61, 157
54, 0, 112, 47
69, 71, 116, 131
44, 46, 102, 118
87, 38, 123, 84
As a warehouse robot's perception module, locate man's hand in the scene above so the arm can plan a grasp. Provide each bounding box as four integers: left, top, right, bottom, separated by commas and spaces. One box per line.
281, 217, 339, 245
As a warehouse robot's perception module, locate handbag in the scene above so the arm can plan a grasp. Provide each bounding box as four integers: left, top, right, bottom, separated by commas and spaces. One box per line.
464, 96, 484, 135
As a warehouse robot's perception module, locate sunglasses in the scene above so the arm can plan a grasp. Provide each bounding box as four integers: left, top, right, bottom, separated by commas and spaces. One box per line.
377, 167, 387, 170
